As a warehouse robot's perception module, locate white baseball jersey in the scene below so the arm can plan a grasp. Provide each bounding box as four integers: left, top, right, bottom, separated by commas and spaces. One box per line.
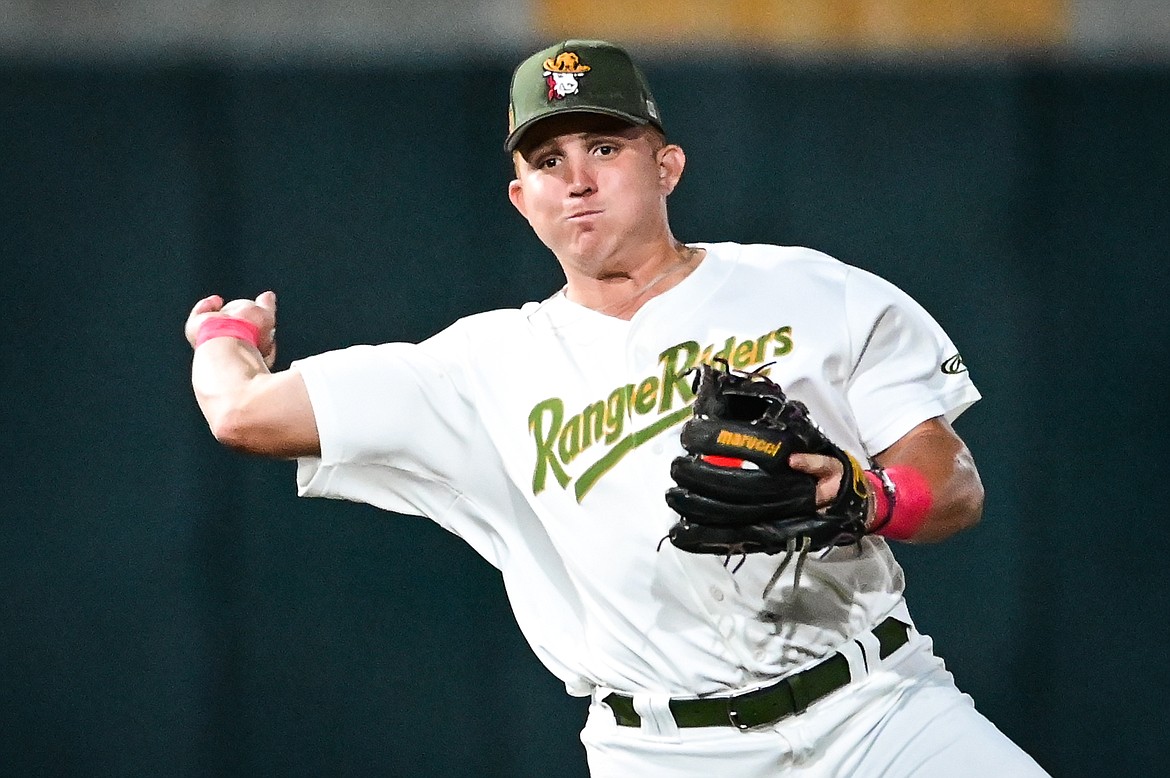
293, 242, 980, 700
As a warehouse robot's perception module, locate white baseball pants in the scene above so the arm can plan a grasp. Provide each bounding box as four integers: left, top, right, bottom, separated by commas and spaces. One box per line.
580, 632, 1049, 777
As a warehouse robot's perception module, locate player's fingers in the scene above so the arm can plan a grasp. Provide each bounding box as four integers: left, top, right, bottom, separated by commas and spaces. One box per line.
189, 294, 224, 317
788, 453, 845, 507
185, 295, 225, 344
786, 452, 837, 476
221, 298, 256, 317
253, 292, 278, 356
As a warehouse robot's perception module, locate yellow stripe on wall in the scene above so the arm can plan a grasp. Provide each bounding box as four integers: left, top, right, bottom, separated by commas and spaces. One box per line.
536, 0, 1068, 49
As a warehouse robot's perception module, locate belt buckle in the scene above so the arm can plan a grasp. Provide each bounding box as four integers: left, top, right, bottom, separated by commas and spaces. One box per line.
727, 676, 800, 731
726, 699, 752, 731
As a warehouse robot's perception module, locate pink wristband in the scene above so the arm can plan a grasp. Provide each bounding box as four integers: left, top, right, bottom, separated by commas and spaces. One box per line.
195, 317, 261, 349
866, 465, 933, 541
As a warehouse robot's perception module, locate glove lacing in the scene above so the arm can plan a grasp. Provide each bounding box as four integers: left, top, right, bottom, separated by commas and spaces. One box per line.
762, 536, 812, 599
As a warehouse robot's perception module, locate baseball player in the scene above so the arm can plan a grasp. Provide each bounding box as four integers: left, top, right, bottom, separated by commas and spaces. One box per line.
185, 40, 1049, 777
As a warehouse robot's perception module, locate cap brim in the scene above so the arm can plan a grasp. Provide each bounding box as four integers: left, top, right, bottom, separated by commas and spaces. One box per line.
505, 107, 652, 153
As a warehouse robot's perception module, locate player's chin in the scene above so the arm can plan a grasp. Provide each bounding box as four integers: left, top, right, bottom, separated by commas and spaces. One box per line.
561, 231, 613, 262
538, 221, 594, 247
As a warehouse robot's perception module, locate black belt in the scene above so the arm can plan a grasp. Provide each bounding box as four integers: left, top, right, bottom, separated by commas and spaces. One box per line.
603, 616, 910, 730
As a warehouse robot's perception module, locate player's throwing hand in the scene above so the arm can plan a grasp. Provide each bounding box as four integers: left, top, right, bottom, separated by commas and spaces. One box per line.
185, 291, 278, 368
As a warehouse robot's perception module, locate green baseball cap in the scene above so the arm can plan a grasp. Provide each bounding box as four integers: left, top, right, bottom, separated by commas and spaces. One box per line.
505, 40, 664, 152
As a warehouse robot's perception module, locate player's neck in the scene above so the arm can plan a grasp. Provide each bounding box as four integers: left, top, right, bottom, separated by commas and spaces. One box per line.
562, 241, 705, 320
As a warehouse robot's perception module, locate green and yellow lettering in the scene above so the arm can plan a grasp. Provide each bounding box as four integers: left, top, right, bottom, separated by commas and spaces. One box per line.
581, 400, 606, 450
604, 385, 630, 444
658, 340, 700, 412
772, 326, 794, 357
558, 414, 583, 463
633, 375, 660, 415
753, 333, 770, 364
731, 339, 756, 369
529, 398, 571, 493
711, 336, 735, 365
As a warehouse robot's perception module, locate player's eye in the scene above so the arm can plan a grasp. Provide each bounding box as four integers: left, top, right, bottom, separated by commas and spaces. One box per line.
538, 155, 561, 169
593, 143, 618, 156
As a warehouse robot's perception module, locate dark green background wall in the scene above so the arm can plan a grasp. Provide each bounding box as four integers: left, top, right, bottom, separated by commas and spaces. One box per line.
2, 56, 1167, 777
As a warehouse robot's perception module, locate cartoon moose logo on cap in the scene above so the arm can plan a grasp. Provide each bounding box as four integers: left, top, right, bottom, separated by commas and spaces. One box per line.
543, 51, 591, 101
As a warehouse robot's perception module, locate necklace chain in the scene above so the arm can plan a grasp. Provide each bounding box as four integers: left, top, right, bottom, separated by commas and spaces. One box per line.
586, 244, 702, 318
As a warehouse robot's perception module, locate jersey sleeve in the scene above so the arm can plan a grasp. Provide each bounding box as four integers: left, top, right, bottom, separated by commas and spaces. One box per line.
843, 266, 981, 456
291, 322, 501, 537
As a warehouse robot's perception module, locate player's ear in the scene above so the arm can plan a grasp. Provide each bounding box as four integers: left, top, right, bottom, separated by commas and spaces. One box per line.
508, 178, 527, 218
658, 144, 685, 195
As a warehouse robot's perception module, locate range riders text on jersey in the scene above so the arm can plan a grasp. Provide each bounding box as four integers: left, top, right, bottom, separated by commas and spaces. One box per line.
528, 325, 795, 501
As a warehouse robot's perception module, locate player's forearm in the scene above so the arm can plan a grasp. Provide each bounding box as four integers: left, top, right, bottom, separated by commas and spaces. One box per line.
902, 449, 983, 544
873, 420, 984, 544
192, 338, 272, 448
191, 339, 321, 458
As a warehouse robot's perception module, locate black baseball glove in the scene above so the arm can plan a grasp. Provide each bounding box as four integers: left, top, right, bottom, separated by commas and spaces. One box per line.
664, 361, 873, 562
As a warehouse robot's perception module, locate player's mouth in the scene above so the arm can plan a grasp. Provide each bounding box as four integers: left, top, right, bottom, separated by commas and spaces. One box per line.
566, 209, 603, 221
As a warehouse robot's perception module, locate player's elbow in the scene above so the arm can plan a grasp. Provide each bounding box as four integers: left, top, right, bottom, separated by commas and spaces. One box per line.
204, 389, 274, 455
954, 477, 984, 533
911, 462, 984, 543
941, 460, 985, 537
202, 377, 320, 458
208, 406, 262, 453
937, 443, 984, 537
911, 482, 982, 544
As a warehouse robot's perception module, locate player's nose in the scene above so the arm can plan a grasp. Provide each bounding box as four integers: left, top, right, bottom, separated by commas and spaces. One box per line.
563, 155, 597, 196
